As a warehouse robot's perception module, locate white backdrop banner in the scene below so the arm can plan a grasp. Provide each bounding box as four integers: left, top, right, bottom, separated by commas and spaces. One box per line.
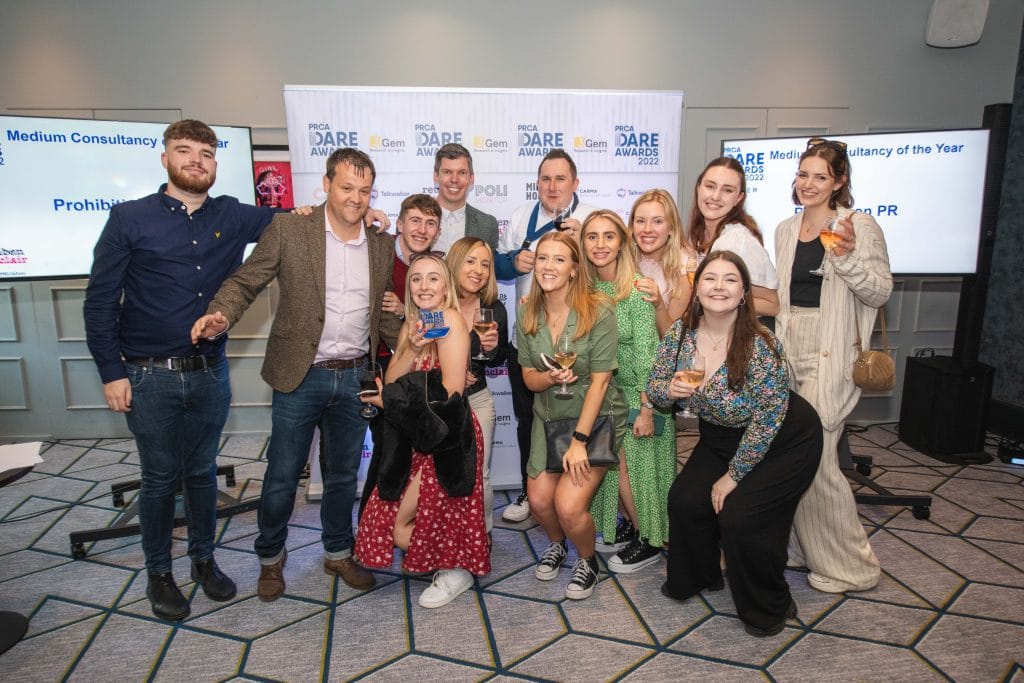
283, 85, 683, 490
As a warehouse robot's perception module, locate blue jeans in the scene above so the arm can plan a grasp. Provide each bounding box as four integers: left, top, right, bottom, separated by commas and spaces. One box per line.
255, 364, 367, 561
125, 358, 231, 575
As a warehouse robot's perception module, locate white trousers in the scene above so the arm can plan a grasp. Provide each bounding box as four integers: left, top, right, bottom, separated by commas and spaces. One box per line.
786, 307, 881, 592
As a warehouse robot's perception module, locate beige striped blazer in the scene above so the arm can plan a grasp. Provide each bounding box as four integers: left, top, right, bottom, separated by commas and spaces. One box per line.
774, 208, 893, 431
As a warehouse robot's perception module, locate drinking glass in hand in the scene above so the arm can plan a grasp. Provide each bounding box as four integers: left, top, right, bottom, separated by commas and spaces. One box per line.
809, 214, 838, 277
685, 254, 700, 287
553, 330, 577, 399
473, 308, 495, 360
553, 206, 572, 230
358, 365, 383, 420
676, 352, 705, 418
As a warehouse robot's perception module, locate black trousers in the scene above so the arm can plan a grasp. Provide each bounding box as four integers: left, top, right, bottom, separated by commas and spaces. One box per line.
506, 346, 535, 491
666, 392, 822, 630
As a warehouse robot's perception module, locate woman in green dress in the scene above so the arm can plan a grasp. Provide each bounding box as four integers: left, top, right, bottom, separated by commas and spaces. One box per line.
582, 210, 677, 573
516, 230, 623, 600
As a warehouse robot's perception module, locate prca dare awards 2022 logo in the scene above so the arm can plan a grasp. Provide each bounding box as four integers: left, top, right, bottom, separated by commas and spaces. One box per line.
614, 124, 660, 166
307, 123, 358, 157
415, 123, 462, 158
517, 124, 563, 158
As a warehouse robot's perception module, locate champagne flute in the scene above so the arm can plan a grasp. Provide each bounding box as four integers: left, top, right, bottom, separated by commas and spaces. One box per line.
472, 308, 495, 360
357, 364, 383, 419
685, 254, 700, 287
553, 330, 577, 399
676, 352, 705, 418
809, 214, 838, 277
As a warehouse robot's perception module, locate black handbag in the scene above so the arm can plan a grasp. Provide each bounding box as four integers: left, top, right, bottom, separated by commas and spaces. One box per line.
544, 415, 618, 473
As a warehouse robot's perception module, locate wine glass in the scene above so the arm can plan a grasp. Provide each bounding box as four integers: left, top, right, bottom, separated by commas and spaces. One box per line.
685, 254, 700, 288
357, 364, 383, 419
420, 309, 450, 339
553, 330, 577, 399
809, 214, 838, 277
553, 206, 572, 230
676, 352, 705, 418
472, 308, 495, 360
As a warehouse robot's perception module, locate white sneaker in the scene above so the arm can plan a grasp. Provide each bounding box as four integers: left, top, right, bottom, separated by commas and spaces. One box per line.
501, 491, 530, 522
418, 568, 474, 608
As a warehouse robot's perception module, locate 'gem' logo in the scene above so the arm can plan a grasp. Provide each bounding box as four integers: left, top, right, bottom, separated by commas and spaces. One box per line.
517, 124, 563, 158
368, 135, 406, 153
573, 136, 608, 153
308, 123, 358, 157
472, 135, 509, 153
415, 123, 462, 158
614, 124, 659, 159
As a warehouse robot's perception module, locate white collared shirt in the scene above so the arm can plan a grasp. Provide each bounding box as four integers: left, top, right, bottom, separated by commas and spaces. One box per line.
316, 206, 371, 361
434, 205, 468, 255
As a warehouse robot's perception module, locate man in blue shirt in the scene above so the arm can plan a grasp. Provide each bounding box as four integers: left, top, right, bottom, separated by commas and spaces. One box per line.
82, 121, 395, 621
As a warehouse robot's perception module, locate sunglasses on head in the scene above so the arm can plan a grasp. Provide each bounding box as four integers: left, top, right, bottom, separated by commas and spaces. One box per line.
807, 137, 848, 153
409, 250, 446, 263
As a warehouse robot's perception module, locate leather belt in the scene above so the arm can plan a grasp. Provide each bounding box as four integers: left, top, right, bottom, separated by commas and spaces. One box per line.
127, 355, 218, 372
311, 355, 369, 370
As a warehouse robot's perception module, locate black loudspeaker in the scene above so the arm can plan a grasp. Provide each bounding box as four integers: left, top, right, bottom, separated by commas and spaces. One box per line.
899, 355, 993, 457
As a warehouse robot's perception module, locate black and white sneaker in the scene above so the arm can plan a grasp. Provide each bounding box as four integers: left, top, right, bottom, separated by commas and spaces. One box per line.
607, 538, 662, 574
595, 517, 637, 552
565, 556, 600, 599
501, 491, 531, 523
534, 541, 567, 581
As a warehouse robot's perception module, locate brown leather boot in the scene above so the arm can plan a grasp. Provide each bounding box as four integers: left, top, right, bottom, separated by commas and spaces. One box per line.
257, 549, 287, 602
323, 556, 375, 590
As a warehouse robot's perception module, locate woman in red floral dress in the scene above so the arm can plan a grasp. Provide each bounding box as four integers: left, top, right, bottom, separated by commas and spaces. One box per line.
356, 254, 489, 608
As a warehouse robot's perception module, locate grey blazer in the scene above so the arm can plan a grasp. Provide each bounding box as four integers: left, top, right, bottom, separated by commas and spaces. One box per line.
465, 204, 499, 253
207, 204, 401, 393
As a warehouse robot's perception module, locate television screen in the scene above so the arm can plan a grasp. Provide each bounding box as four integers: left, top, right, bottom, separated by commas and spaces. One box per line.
721, 129, 990, 275
0, 115, 256, 280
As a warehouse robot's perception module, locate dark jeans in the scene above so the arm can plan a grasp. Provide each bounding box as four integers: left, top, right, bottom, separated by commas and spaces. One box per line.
125, 358, 231, 575
506, 345, 535, 491
255, 364, 367, 561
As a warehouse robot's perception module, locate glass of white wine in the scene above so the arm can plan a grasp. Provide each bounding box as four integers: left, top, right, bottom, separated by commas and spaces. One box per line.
553, 330, 577, 399
473, 308, 495, 360
685, 254, 700, 288
676, 352, 705, 418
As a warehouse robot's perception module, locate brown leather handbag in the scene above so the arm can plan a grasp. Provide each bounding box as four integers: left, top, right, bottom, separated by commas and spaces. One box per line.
853, 308, 896, 391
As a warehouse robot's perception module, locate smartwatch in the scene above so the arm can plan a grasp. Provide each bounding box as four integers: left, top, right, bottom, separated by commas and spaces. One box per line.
572, 430, 589, 444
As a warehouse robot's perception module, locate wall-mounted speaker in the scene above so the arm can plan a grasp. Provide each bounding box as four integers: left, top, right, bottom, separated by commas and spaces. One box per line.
926, 0, 989, 48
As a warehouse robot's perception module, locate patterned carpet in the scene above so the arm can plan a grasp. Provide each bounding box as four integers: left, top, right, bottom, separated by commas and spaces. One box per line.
0, 425, 1022, 682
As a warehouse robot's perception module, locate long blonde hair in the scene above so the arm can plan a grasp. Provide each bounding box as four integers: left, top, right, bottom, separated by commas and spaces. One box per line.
445, 237, 498, 305
396, 254, 460, 356
580, 209, 638, 303
520, 231, 607, 340
629, 189, 685, 301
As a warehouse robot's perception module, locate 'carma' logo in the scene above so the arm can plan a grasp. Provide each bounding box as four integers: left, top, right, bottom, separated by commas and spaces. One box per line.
415, 123, 462, 158
472, 135, 509, 153
308, 123, 358, 157
573, 136, 608, 153
614, 124, 659, 159
517, 124, 563, 158
369, 135, 406, 153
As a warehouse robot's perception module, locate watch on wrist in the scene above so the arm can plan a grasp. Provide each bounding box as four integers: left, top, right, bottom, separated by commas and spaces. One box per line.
641, 400, 655, 409
572, 430, 590, 444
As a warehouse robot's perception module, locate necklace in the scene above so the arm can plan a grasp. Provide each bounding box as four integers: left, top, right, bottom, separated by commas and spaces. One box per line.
702, 329, 730, 351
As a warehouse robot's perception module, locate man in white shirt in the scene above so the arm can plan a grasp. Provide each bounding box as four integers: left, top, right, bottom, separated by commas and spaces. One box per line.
495, 149, 599, 522
431, 143, 499, 256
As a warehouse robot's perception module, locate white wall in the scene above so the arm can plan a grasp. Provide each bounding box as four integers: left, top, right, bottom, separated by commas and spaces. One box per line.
1, 1, 1020, 136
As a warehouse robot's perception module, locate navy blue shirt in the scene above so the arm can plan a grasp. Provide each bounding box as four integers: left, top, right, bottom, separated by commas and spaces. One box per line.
84, 185, 275, 383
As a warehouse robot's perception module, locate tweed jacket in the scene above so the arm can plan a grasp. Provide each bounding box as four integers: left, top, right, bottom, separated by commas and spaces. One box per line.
774, 208, 893, 430
465, 203, 499, 252
207, 204, 401, 393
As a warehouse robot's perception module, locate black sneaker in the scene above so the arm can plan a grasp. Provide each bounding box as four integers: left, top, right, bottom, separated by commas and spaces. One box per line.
565, 556, 600, 599
607, 538, 661, 574
595, 517, 637, 552
534, 540, 567, 581
147, 572, 190, 621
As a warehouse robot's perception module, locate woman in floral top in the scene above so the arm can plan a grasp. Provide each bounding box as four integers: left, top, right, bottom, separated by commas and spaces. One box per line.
647, 250, 822, 637
581, 210, 676, 574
